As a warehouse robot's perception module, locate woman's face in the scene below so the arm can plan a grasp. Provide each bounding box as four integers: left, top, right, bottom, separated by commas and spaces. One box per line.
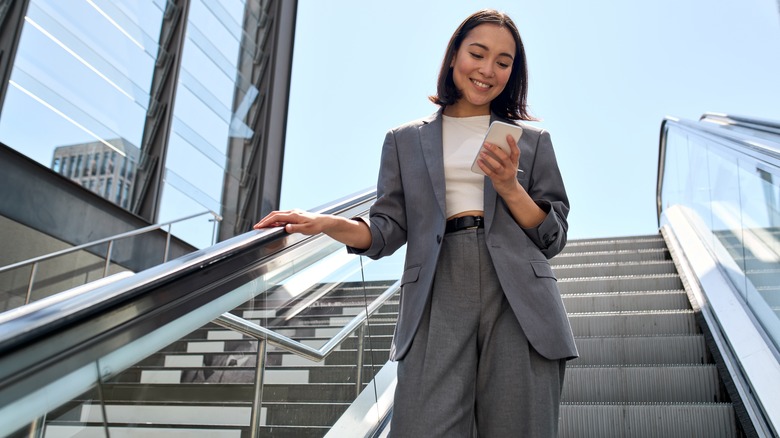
448, 24, 516, 117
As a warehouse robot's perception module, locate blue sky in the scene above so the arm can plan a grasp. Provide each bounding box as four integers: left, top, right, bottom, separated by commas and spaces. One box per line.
280, 0, 780, 240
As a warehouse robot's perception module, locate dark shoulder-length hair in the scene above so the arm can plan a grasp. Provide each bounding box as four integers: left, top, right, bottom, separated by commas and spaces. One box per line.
429, 9, 535, 121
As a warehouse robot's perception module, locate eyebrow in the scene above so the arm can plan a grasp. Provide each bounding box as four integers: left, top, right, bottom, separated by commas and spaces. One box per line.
468, 42, 514, 60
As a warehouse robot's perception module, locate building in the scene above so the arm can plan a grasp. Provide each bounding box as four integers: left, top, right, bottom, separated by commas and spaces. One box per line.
51, 138, 139, 209
0, 0, 297, 306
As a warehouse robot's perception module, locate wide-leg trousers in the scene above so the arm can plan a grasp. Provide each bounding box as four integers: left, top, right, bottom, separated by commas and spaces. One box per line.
389, 228, 566, 438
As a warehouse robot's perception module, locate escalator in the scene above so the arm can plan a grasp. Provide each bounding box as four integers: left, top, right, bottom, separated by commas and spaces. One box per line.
1, 113, 779, 437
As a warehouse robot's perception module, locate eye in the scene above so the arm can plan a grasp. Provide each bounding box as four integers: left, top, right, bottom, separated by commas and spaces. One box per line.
469, 52, 484, 59
497, 61, 511, 69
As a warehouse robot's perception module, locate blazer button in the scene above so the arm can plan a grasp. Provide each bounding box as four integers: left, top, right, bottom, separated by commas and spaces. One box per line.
436, 234, 442, 244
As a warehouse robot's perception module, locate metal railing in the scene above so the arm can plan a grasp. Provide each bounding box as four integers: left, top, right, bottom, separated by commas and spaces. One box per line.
0, 188, 389, 436
214, 280, 401, 437
0, 210, 222, 306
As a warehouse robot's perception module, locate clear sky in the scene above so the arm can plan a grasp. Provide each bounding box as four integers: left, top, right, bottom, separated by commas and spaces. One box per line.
280, 0, 780, 240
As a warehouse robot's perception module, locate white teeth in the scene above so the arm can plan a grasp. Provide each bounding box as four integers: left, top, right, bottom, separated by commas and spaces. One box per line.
472, 79, 490, 89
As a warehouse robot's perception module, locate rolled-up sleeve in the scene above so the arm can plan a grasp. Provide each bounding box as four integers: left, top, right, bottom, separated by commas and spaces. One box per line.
346, 130, 408, 259
522, 130, 569, 258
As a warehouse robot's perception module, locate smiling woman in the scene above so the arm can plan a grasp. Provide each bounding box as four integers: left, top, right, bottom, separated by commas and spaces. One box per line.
255, 9, 574, 437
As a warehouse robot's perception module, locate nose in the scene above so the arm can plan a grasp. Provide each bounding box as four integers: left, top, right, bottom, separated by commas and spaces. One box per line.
479, 61, 495, 78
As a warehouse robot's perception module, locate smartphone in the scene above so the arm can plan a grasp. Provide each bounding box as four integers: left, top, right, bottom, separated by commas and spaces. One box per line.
471, 121, 523, 175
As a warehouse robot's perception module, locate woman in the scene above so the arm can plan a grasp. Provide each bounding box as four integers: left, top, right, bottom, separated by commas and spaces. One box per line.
254, 9, 577, 437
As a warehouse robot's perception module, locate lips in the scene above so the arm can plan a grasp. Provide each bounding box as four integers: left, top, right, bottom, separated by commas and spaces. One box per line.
471, 79, 492, 89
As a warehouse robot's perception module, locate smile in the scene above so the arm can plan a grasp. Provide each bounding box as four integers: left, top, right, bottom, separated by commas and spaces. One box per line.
471, 79, 492, 89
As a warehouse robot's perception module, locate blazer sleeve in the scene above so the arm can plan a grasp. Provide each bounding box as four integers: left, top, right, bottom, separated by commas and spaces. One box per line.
347, 129, 408, 259
522, 129, 569, 258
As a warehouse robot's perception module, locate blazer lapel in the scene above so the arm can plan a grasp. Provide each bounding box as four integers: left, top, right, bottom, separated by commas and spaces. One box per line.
419, 110, 446, 218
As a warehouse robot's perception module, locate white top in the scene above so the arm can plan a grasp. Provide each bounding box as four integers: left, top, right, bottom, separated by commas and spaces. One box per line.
442, 114, 489, 219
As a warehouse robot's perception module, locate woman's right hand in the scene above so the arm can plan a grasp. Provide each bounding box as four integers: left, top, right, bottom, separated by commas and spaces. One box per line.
253, 209, 334, 236
253, 209, 372, 250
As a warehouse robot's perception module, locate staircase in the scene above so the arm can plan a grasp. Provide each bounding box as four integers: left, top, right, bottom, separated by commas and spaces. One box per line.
37, 281, 399, 437
554, 234, 742, 437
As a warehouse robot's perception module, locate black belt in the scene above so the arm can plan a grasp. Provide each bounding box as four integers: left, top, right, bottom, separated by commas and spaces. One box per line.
445, 216, 484, 233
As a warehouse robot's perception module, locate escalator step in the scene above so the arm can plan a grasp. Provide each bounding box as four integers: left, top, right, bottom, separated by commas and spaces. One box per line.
562, 290, 689, 313
562, 365, 724, 403
553, 260, 677, 277
571, 335, 708, 366
552, 248, 671, 265
559, 275, 683, 294
568, 311, 698, 336
559, 403, 736, 438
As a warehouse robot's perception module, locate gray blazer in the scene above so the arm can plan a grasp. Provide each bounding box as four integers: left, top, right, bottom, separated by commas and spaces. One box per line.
350, 109, 578, 361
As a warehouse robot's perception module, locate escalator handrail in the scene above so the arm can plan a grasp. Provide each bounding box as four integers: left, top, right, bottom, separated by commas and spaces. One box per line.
0, 187, 377, 355
656, 114, 780, 224
700, 112, 780, 134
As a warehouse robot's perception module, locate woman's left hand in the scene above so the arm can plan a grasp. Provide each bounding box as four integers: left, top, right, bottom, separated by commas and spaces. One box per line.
476, 134, 523, 197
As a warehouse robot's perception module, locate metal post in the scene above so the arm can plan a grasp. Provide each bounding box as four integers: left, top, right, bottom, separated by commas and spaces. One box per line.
103, 240, 114, 277
355, 326, 365, 397
250, 339, 267, 437
25, 262, 38, 304
211, 217, 217, 246
25, 415, 44, 438
163, 223, 172, 262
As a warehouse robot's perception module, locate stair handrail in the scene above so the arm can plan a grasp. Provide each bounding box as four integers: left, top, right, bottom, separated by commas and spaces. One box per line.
214, 280, 401, 438
0, 209, 222, 305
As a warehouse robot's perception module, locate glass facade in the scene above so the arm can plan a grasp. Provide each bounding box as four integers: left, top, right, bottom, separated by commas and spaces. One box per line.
0, 0, 279, 249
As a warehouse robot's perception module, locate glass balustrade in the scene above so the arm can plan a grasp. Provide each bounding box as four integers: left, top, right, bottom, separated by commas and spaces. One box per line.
1, 196, 406, 436
659, 117, 780, 352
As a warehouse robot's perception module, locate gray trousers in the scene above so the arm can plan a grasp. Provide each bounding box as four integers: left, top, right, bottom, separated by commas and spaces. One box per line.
390, 229, 566, 438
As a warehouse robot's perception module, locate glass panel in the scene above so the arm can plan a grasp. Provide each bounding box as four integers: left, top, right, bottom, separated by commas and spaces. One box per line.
739, 161, 780, 345
0, 0, 161, 164
2, 364, 106, 437
87, 237, 398, 434
659, 121, 780, 352
157, 0, 253, 248
707, 146, 748, 298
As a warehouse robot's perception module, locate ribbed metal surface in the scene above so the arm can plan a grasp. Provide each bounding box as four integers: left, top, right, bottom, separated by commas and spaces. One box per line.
553, 260, 678, 277
559, 403, 737, 438
552, 248, 670, 265
570, 336, 707, 366
563, 365, 723, 402
568, 311, 698, 336
558, 274, 684, 294
561, 236, 668, 253
562, 290, 689, 313
558, 234, 740, 437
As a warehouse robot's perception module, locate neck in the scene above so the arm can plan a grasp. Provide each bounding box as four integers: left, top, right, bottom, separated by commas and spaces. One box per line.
443, 102, 490, 118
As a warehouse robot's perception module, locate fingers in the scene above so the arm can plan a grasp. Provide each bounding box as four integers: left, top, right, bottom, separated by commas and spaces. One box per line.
479, 142, 516, 176
253, 210, 303, 230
